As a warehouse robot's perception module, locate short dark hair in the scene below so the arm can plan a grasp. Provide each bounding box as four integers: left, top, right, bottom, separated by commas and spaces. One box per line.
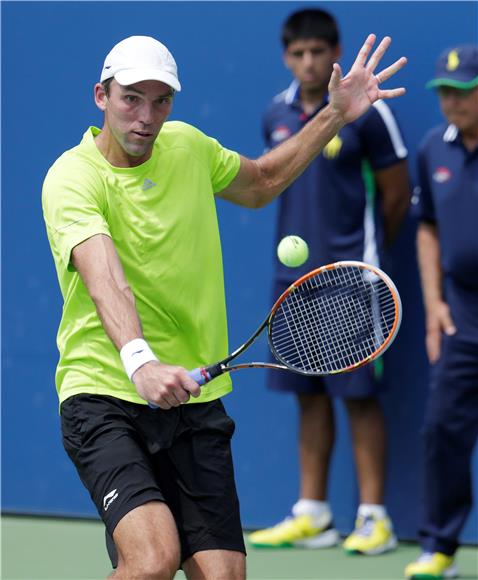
281, 8, 340, 49
102, 77, 114, 96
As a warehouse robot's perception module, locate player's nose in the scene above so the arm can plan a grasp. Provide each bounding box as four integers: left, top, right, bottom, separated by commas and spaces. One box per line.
302, 51, 315, 67
138, 102, 155, 125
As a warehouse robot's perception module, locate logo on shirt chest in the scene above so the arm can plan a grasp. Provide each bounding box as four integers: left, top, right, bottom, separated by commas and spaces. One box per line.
432, 166, 452, 183
271, 125, 292, 144
142, 178, 157, 191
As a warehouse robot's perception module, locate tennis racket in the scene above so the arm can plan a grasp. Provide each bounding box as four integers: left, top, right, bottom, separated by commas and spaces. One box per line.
187, 260, 402, 386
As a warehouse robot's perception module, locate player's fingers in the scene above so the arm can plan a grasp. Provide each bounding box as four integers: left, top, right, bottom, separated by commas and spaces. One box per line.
426, 332, 441, 364
328, 63, 343, 90
365, 36, 391, 72
149, 397, 173, 410
166, 392, 185, 407
152, 376, 186, 407
180, 371, 202, 398
184, 380, 202, 398
174, 388, 191, 405
427, 345, 440, 365
441, 314, 457, 336
351, 34, 376, 68
374, 56, 408, 84
378, 87, 406, 99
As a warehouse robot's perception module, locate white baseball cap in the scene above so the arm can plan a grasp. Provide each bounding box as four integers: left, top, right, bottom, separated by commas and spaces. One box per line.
100, 36, 181, 92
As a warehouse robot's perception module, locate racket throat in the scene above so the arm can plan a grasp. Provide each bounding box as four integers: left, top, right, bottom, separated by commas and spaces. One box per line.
201, 363, 226, 383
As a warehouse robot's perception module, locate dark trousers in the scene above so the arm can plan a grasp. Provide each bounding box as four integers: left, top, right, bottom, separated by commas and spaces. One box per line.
419, 334, 478, 556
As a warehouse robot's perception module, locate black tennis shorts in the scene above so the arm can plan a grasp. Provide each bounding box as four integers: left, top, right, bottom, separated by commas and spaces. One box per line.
60, 394, 245, 565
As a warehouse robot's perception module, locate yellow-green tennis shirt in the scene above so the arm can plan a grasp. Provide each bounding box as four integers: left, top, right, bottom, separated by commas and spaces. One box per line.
42, 122, 241, 405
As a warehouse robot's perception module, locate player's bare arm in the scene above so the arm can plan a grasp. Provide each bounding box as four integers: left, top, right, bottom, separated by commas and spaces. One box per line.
71, 234, 200, 408
218, 34, 407, 208
374, 161, 411, 246
416, 223, 456, 363
71, 234, 142, 345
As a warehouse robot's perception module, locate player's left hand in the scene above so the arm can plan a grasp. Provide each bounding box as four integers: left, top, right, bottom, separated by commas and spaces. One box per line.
329, 34, 407, 124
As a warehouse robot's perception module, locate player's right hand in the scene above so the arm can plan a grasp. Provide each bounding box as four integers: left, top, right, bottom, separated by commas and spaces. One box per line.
425, 300, 456, 364
132, 361, 201, 409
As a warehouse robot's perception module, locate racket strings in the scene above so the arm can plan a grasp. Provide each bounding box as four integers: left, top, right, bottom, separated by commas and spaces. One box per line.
292, 274, 392, 369
270, 266, 398, 374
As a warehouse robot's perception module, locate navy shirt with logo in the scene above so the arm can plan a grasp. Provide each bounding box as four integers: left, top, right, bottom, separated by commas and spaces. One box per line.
264, 80, 408, 285
415, 123, 478, 340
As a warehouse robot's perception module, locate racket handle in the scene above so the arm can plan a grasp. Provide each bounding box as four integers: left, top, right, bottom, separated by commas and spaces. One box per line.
148, 367, 213, 408
188, 367, 212, 385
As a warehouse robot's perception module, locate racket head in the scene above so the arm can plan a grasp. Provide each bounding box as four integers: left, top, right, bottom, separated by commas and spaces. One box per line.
267, 261, 402, 376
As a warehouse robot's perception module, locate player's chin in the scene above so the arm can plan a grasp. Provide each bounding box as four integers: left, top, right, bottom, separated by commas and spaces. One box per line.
444, 113, 472, 130
454, 120, 474, 133
125, 140, 154, 158
301, 78, 326, 92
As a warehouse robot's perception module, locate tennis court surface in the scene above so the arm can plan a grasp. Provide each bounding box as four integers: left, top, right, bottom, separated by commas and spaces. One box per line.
2, 515, 477, 579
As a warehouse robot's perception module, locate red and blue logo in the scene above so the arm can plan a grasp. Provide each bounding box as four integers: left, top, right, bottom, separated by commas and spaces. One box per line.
433, 166, 452, 183
271, 125, 292, 143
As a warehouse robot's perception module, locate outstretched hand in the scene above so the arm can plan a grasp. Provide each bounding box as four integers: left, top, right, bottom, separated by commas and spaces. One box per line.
329, 34, 407, 124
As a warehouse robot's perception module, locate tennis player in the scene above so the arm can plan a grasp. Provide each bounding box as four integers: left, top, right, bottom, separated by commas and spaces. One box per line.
249, 8, 410, 556
42, 34, 406, 579
405, 45, 478, 580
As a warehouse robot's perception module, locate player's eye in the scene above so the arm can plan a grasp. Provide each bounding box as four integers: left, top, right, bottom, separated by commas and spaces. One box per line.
124, 95, 139, 103
156, 96, 173, 105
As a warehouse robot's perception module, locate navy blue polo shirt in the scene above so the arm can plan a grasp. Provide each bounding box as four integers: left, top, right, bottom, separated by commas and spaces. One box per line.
415, 123, 478, 340
264, 80, 408, 284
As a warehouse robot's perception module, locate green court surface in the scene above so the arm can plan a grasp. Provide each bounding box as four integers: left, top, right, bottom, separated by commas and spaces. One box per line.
2, 515, 477, 580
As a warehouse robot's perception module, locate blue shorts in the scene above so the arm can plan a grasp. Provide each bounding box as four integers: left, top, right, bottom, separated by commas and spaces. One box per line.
267, 363, 383, 398
268, 279, 385, 399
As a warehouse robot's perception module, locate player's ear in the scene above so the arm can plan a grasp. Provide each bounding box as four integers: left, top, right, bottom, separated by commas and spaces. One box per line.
94, 83, 108, 112
283, 50, 292, 70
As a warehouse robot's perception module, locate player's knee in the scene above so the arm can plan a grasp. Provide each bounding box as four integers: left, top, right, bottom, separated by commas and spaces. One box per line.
141, 556, 178, 579
217, 554, 246, 580
119, 547, 180, 579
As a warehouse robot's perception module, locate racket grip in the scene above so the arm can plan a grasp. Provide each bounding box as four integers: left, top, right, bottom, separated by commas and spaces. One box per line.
148, 367, 213, 409
188, 367, 211, 385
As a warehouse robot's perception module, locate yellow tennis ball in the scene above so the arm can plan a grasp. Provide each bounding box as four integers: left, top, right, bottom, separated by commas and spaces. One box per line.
277, 235, 309, 267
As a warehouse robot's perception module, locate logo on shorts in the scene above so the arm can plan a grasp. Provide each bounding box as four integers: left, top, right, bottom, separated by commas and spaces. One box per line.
103, 489, 119, 511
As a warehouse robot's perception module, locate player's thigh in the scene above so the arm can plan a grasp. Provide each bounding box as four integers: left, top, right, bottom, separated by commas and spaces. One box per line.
159, 400, 246, 563
61, 395, 165, 537
113, 501, 180, 574
425, 334, 478, 439
183, 549, 246, 580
